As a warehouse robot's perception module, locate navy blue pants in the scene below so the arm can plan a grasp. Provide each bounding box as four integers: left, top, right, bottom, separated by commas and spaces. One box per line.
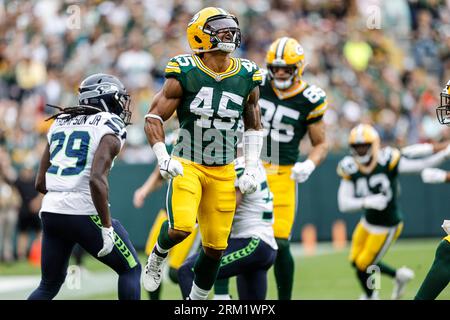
28, 212, 141, 300
178, 237, 277, 300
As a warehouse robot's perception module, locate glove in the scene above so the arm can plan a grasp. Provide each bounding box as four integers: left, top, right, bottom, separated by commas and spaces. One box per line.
159, 157, 184, 180
401, 143, 433, 158
238, 167, 258, 194
98, 226, 115, 257
442, 220, 450, 235
152, 142, 183, 180
363, 194, 389, 211
421, 168, 447, 184
290, 160, 316, 183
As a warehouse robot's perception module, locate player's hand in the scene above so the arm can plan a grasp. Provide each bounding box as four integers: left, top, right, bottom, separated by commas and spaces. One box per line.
421, 168, 447, 184
442, 220, 450, 235
290, 160, 316, 183
363, 194, 389, 211
401, 143, 433, 158
133, 187, 147, 208
238, 168, 258, 194
159, 157, 183, 180
98, 226, 115, 257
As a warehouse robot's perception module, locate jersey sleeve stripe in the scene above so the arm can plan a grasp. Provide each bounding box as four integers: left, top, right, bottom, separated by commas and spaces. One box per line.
104, 120, 120, 135
306, 102, 328, 120
165, 66, 181, 73
167, 61, 180, 67
388, 148, 401, 171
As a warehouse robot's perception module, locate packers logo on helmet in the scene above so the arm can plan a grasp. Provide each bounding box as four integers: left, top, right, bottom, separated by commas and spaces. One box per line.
437, 80, 450, 126
186, 7, 241, 54
348, 124, 380, 173
266, 37, 305, 89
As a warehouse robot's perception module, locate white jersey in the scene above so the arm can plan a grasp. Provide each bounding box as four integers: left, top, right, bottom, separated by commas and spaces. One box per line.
231, 157, 278, 250
40, 112, 126, 216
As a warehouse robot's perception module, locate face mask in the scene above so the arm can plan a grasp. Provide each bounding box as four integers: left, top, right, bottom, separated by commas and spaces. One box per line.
273, 77, 293, 89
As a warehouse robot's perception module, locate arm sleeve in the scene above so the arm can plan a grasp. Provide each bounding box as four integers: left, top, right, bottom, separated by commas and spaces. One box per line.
164, 58, 182, 81
306, 98, 328, 125
398, 149, 449, 174
99, 114, 127, 149
337, 179, 364, 213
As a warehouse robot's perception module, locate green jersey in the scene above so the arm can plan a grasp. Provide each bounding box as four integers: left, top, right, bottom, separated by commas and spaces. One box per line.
337, 147, 403, 227
164, 54, 262, 166
259, 71, 328, 165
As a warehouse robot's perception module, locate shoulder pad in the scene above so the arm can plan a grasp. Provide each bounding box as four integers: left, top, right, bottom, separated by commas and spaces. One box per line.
165, 55, 197, 77
377, 147, 392, 167
302, 83, 327, 107
337, 156, 358, 178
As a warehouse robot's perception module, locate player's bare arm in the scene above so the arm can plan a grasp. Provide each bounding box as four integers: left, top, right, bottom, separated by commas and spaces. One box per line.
35, 143, 51, 194
133, 165, 164, 209
144, 78, 183, 146
90, 134, 121, 228
307, 120, 328, 166
144, 78, 184, 180
243, 86, 262, 131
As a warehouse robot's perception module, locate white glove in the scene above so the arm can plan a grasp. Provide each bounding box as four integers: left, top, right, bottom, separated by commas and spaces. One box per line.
421, 168, 447, 184
152, 142, 183, 180
290, 160, 316, 183
98, 226, 115, 257
238, 167, 258, 194
401, 143, 433, 158
159, 158, 184, 180
363, 194, 389, 211
442, 220, 450, 235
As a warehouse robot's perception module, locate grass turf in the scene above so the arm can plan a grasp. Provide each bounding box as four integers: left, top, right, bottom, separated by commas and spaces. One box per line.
1, 238, 448, 300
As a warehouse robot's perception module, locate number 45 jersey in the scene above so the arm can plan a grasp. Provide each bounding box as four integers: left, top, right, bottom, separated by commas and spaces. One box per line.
259, 71, 328, 165
164, 54, 262, 166
40, 112, 126, 216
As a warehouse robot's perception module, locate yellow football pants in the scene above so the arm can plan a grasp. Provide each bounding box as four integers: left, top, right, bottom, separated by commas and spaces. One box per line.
145, 209, 200, 269
350, 220, 403, 271
167, 157, 236, 250
263, 162, 297, 239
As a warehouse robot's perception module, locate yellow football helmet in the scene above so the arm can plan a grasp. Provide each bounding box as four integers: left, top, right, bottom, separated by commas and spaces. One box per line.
348, 124, 380, 171
437, 80, 450, 125
266, 37, 305, 89
187, 7, 241, 54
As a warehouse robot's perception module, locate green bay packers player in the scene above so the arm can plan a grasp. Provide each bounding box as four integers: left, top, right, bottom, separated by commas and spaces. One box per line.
142, 7, 263, 300
260, 37, 329, 300
337, 124, 450, 300
133, 133, 200, 300
414, 81, 450, 300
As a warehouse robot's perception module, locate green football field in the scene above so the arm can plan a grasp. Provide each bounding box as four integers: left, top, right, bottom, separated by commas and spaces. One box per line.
0, 238, 448, 300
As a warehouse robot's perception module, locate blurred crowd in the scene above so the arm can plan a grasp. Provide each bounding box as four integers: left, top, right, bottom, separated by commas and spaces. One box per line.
0, 0, 450, 259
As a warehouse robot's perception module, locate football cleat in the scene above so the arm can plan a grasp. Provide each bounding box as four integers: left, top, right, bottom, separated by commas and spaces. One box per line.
391, 266, 415, 300
141, 251, 167, 292
358, 291, 380, 300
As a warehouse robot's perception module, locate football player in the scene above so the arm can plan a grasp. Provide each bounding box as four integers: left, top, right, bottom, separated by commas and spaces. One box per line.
337, 123, 450, 300
133, 132, 201, 300
414, 80, 450, 300
28, 74, 141, 300
259, 37, 329, 299
178, 148, 277, 300
142, 7, 263, 300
